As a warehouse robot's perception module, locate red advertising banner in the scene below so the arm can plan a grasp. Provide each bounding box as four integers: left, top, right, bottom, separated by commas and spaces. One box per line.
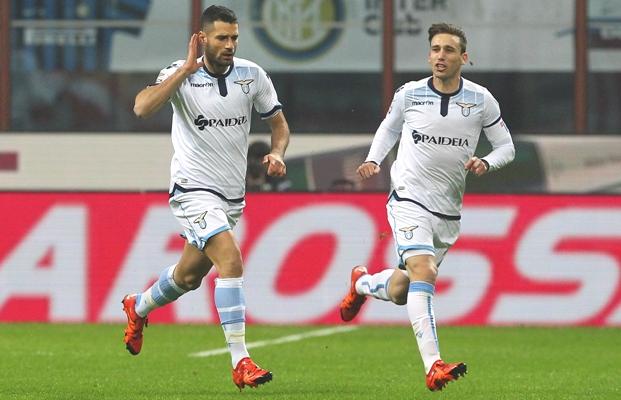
1, 193, 620, 326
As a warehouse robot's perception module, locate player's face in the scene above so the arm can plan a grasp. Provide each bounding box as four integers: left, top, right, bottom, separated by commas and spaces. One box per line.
428, 33, 468, 81
201, 21, 239, 71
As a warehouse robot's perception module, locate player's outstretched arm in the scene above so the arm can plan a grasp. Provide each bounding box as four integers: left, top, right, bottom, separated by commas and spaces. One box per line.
357, 161, 381, 180
134, 34, 205, 118
263, 112, 290, 177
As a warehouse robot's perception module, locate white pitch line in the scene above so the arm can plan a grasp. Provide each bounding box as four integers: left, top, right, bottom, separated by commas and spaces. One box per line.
189, 325, 359, 358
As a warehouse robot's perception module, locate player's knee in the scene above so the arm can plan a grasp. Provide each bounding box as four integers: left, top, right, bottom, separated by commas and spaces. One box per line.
391, 292, 408, 305
405, 257, 438, 280
217, 259, 244, 278
176, 272, 204, 291
387, 273, 409, 305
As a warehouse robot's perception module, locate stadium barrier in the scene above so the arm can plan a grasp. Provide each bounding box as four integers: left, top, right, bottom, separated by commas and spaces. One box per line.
2, 133, 621, 193
1, 192, 620, 326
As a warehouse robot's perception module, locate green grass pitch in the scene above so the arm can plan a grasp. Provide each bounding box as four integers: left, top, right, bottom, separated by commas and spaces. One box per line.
1, 323, 619, 399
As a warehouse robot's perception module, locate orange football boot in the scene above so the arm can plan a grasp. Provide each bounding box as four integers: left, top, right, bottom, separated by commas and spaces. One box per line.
425, 359, 467, 391
121, 294, 148, 355
339, 266, 369, 321
232, 357, 273, 390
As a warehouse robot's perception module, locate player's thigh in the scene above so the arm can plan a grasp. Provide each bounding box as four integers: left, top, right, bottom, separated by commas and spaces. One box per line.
403, 254, 437, 282
386, 199, 435, 266
432, 217, 460, 267
202, 229, 243, 278
169, 191, 243, 251
175, 241, 213, 283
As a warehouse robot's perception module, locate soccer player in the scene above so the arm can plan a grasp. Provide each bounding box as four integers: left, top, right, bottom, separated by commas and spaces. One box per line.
122, 5, 289, 390
339, 23, 515, 391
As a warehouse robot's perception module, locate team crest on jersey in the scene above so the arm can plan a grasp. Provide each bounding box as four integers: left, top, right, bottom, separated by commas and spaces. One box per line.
399, 225, 418, 240
194, 211, 208, 229
456, 102, 476, 117
234, 79, 254, 94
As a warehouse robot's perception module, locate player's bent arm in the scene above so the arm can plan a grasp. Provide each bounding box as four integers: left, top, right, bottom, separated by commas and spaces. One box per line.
262, 111, 290, 177
481, 118, 515, 171
265, 111, 290, 158
365, 122, 401, 166
133, 68, 192, 118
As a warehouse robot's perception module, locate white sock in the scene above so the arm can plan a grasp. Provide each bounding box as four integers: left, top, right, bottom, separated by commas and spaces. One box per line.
407, 281, 441, 373
355, 269, 394, 301
135, 265, 186, 317
215, 277, 250, 367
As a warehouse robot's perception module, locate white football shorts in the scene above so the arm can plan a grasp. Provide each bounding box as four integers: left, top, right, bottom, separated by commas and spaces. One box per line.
386, 194, 460, 268
169, 190, 244, 250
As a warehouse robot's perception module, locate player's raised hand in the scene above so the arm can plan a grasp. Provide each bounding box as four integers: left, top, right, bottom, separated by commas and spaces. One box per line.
263, 153, 287, 177
357, 162, 380, 180
181, 33, 204, 74
465, 156, 489, 176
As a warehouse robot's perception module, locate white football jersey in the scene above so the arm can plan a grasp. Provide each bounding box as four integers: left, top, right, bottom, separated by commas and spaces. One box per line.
367, 77, 514, 217
155, 57, 282, 200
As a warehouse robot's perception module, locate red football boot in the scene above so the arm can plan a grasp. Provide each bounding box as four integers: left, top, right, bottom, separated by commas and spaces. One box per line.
232, 357, 272, 390
121, 294, 148, 355
425, 359, 467, 391
339, 266, 369, 321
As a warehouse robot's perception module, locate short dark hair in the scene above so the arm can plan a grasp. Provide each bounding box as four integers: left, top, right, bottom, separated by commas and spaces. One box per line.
201, 5, 237, 28
428, 23, 467, 53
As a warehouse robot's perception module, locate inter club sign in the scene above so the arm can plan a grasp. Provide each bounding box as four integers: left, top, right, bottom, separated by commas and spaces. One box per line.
1, 193, 620, 326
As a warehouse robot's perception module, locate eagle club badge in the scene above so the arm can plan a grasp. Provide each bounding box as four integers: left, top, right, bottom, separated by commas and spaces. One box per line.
399, 225, 418, 240
193, 211, 208, 229
234, 79, 254, 94
456, 102, 476, 117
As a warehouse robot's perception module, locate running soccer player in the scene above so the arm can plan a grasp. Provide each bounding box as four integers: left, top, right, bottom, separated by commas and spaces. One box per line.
339, 23, 515, 391
122, 5, 289, 390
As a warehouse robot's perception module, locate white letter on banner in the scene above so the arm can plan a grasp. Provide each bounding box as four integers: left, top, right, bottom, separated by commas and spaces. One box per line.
362, 207, 515, 323
98, 206, 213, 322
491, 209, 621, 324
244, 204, 376, 323
607, 302, 621, 325
0, 206, 86, 321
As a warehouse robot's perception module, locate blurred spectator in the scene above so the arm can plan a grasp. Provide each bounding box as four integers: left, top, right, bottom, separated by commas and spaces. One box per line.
246, 140, 291, 192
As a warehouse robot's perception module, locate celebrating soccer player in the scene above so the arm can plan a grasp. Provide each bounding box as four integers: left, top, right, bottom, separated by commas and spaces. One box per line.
339, 23, 515, 391
122, 5, 290, 390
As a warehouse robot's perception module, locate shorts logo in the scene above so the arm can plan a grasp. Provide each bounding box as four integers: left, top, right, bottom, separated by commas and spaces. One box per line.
456, 102, 476, 117
251, 0, 345, 60
234, 79, 254, 94
194, 211, 208, 229
399, 225, 418, 240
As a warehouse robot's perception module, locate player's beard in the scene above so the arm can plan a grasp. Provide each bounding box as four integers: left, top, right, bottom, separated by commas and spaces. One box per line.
204, 46, 235, 71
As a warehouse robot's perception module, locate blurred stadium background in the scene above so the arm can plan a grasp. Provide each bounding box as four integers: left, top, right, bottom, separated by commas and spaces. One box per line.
1, 0, 621, 387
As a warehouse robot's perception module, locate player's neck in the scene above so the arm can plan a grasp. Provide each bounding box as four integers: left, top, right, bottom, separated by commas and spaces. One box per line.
202, 56, 230, 76
432, 75, 461, 94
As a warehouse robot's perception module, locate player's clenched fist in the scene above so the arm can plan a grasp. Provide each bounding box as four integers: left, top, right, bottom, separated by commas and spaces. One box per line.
464, 156, 489, 177
357, 161, 380, 180
263, 153, 287, 177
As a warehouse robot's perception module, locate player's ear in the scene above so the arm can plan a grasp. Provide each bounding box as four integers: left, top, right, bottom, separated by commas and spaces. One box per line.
461, 51, 468, 65
198, 30, 207, 43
